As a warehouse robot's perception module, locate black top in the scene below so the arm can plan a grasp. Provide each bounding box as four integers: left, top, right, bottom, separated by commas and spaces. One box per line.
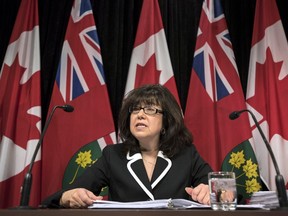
42, 143, 212, 207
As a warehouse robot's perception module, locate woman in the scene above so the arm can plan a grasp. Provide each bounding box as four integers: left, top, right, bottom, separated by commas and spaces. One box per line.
42, 84, 213, 208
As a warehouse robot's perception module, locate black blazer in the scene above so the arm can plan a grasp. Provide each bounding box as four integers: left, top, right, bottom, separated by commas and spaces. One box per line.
42, 143, 212, 207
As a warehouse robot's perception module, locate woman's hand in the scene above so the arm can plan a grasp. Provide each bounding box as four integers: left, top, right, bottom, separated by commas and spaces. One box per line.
219, 189, 235, 202
60, 188, 103, 208
185, 184, 210, 205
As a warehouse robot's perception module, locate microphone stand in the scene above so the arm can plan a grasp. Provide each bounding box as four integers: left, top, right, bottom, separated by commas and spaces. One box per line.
17, 105, 73, 209
230, 109, 288, 210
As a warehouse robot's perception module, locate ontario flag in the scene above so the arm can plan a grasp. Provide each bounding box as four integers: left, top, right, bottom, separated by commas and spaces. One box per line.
0, 0, 41, 208
41, 0, 116, 200
124, 0, 180, 103
246, 0, 288, 191
184, 0, 261, 201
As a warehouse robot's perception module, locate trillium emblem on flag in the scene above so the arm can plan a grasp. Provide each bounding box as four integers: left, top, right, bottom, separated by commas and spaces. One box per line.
222, 141, 261, 200
185, 0, 261, 202
62, 140, 108, 196
41, 0, 116, 201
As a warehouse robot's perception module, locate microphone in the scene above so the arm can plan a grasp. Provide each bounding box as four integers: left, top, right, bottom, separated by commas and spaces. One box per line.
229, 109, 288, 209
229, 110, 247, 120
58, 104, 74, 112
18, 104, 74, 208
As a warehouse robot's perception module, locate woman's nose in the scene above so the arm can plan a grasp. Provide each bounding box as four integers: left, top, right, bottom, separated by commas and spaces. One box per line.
137, 109, 145, 118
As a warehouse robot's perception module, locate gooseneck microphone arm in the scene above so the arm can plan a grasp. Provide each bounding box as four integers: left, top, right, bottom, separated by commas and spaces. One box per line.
230, 110, 280, 174
19, 104, 74, 208
229, 110, 288, 208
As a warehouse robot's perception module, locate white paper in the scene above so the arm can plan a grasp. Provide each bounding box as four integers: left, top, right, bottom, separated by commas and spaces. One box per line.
237, 204, 266, 209
88, 198, 209, 209
249, 190, 288, 209
88, 198, 266, 209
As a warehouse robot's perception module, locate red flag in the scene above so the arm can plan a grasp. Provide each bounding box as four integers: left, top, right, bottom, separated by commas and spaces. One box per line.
246, 0, 288, 190
185, 2, 262, 200
41, 0, 116, 200
125, 0, 180, 103
184, 0, 253, 171
0, 0, 41, 208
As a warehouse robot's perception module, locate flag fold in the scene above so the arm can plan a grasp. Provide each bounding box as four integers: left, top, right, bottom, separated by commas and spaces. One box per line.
0, 0, 41, 208
246, 0, 288, 191
41, 0, 116, 200
125, 0, 180, 104
184, 0, 261, 201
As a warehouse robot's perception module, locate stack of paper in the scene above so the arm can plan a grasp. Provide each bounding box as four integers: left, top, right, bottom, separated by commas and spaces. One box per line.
88, 199, 209, 209
88, 198, 264, 209
249, 191, 288, 208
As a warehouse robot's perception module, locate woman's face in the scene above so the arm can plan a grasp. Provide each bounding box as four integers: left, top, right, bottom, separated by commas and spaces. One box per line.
129, 104, 163, 147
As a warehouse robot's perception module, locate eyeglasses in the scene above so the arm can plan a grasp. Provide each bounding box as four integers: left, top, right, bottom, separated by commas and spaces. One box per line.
129, 106, 163, 115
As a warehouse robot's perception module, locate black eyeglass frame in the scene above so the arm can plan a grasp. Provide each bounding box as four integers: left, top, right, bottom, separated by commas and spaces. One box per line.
128, 106, 164, 115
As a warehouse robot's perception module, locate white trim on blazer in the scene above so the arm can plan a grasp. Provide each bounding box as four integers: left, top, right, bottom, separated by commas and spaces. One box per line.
126, 151, 172, 200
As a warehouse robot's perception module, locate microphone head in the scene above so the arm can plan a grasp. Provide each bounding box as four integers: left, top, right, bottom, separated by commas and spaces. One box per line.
61, 105, 74, 112
229, 111, 240, 120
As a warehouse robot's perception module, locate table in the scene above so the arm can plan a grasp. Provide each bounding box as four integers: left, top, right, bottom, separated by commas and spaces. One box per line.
0, 208, 287, 216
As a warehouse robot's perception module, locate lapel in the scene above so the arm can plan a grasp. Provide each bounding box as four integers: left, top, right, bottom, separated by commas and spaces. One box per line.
126, 151, 172, 200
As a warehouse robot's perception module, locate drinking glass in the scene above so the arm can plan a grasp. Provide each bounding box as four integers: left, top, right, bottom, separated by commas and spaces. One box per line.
208, 171, 237, 211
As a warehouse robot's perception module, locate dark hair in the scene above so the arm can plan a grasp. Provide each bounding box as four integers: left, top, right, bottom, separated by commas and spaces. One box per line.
118, 84, 192, 157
